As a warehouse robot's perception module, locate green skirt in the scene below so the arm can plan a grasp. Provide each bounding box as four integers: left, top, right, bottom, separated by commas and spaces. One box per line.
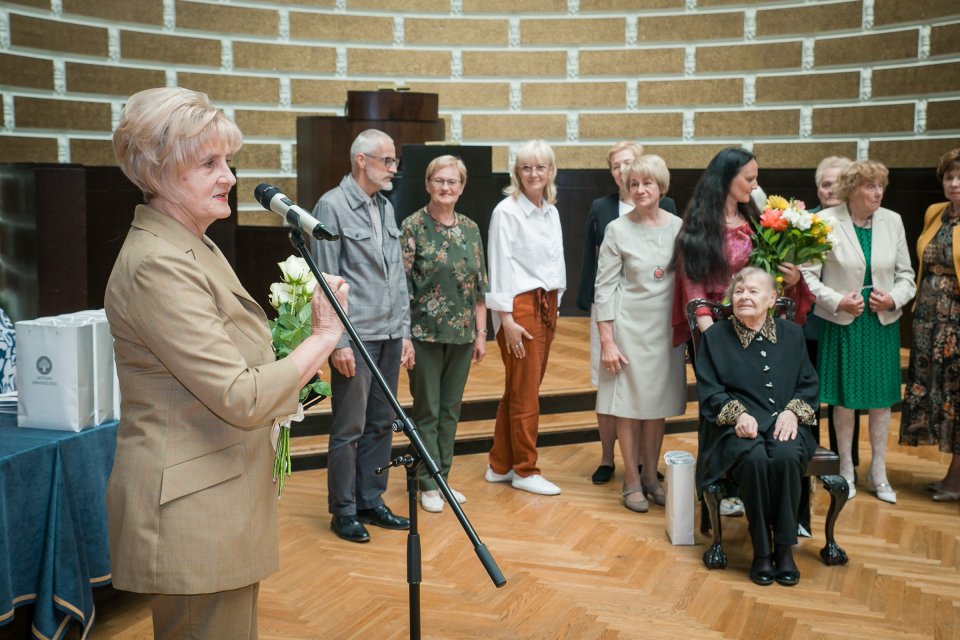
818, 311, 901, 409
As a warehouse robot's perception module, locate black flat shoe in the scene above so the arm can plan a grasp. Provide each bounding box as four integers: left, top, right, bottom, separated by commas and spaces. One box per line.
773, 544, 800, 587
749, 555, 775, 586
591, 464, 615, 484
331, 515, 370, 543
357, 504, 410, 530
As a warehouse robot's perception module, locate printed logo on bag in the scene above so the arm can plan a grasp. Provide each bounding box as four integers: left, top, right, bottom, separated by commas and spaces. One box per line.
36, 356, 53, 375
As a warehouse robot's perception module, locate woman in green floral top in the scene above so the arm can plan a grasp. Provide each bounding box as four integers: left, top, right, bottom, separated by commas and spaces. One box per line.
401, 155, 489, 514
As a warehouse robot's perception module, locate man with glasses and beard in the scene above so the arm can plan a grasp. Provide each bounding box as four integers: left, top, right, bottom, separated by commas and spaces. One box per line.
310, 129, 415, 543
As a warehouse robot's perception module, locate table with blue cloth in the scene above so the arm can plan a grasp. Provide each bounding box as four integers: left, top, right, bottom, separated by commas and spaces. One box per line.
0, 415, 117, 639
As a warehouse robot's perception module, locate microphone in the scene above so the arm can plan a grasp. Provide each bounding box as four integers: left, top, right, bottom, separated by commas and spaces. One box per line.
254, 183, 339, 241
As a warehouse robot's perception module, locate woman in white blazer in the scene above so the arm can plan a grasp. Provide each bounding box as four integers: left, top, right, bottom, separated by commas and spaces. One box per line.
801, 160, 915, 504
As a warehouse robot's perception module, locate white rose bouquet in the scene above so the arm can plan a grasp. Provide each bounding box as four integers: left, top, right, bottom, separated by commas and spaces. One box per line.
268, 255, 332, 496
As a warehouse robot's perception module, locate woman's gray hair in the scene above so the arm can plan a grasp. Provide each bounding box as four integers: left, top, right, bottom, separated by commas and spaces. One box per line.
724, 266, 777, 304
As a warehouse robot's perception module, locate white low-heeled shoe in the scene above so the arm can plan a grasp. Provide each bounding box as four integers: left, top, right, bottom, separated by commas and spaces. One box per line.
842, 475, 856, 500
441, 488, 467, 504
420, 490, 444, 513
866, 476, 896, 504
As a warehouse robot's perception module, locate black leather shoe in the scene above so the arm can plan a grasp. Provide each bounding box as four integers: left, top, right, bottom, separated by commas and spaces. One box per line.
749, 555, 775, 586
773, 544, 800, 586
357, 505, 410, 530
331, 515, 370, 543
591, 464, 615, 484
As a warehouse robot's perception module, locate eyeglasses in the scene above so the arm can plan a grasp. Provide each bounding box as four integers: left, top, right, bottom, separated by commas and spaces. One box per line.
363, 153, 400, 169
429, 178, 461, 187
519, 164, 550, 175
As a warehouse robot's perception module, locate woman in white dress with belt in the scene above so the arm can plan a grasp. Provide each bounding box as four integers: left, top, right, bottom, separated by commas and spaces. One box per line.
595, 155, 686, 513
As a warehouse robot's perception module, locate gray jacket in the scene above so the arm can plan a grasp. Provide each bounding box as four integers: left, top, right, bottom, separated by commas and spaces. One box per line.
310, 175, 411, 349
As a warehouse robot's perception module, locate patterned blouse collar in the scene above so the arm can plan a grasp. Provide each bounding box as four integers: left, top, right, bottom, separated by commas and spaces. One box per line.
731, 315, 778, 349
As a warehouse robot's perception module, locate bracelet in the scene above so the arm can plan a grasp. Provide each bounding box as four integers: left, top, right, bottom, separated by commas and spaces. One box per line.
477, 329, 487, 335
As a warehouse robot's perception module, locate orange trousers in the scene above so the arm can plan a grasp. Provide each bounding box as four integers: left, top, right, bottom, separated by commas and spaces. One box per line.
489, 289, 558, 478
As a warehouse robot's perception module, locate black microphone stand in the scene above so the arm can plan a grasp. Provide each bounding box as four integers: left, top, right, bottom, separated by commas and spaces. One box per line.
287, 227, 506, 640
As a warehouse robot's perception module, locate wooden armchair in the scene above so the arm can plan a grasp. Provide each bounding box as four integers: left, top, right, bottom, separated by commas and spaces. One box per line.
685, 298, 849, 570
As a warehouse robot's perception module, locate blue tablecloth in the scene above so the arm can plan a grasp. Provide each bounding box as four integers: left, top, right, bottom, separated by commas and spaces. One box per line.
0, 416, 117, 639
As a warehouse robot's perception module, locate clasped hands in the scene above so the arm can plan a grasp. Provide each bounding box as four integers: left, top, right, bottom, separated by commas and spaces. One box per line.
837, 287, 894, 317
734, 410, 799, 442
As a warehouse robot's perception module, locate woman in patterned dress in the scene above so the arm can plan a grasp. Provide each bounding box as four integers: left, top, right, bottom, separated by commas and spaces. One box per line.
401, 155, 488, 513
801, 160, 916, 503
899, 148, 960, 502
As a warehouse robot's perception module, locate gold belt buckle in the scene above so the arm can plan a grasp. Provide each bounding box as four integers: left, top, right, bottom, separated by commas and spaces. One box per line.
930, 265, 954, 275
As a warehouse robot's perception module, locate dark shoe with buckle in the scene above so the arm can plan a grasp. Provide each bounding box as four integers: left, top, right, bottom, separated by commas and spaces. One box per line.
591, 464, 615, 484
330, 515, 370, 543
749, 554, 775, 586
773, 544, 800, 586
357, 504, 410, 530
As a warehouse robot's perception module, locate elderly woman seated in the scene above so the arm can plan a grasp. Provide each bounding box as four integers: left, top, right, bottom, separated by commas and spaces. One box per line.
695, 267, 819, 587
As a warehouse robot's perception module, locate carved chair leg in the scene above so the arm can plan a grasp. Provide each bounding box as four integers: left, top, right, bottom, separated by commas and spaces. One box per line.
818, 474, 849, 566
701, 489, 727, 569
700, 500, 711, 534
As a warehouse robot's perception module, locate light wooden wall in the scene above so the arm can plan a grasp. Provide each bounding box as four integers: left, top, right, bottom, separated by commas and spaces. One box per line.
0, 0, 958, 224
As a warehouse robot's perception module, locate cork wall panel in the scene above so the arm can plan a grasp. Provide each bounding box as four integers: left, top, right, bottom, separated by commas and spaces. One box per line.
492, 145, 509, 172
755, 2, 861, 37
813, 104, 916, 135
636, 79, 743, 107
2, 0, 47, 7
696, 42, 803, 72
645, 144, 733, 169
0, 135, 59, 162
350, 0, 445, 10
238, 176, 296, 205
405, 18, 508, 46
66, 63, 166, 97
462, 51, 567, 78
0, 53, 53, 90
64, 0, 164, 25
874, 0, 958, 25
404, 82, 511, 109
461, 114, 566, 140
253, 0, 333, 5
235, 110, 328, 138
463, 0, 565, 12
349, 49, 450, 78
926, 100, 960, 131
233, 42, 336, 73
10, 14, 108, 57
931, 23, 960, 57
120, 31, 220, 66
815, 30, 919, 67
14, 97, 112, 131
70, 139, 116, 166
753, 141, 858, 169
522, 82, 626, 109
289, 13, 393, 43
698, 0, 784, 5
756, 72, 860, 103
554, 145, 619, 170
696, 109, 800, 138
873, 61, 960, 98
870, 138, 960, 168
238, 211, 284, 227
520, 18, 626, 46
290, 79, 382, 106
580, 49, 684, 77
178, 73, 280, 104
580, 0, 681, 9
232, 144, 281, 170
636, 13, 743, 43
175, 1, 278, 37
578, 113, 683, 140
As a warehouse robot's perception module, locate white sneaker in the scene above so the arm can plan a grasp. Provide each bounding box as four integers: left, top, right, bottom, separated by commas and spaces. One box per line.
485, 466, 515, 483
511, 474, 561, 496
719, 497, 744, 517
420, 490, 443, 513
441, 488, 467, 504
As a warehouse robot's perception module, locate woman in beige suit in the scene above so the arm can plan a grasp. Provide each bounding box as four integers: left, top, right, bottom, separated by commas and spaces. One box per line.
105, 87, 347, 639
801, 160, 915, 504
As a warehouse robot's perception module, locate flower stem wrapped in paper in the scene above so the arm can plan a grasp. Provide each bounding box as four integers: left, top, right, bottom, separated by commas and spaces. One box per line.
267, 255, 332, 496
749, 195, 836, 289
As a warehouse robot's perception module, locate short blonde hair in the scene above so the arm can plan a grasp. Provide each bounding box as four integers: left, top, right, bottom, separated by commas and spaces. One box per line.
425, 154, 467, 186
814, 156, 852, 187
725, 266, 777, 305
834, 160, 889, 202
503, 139, 558, 205
621, 154, 670, 194
113, 87, 242, 202
606, 141, 644, 168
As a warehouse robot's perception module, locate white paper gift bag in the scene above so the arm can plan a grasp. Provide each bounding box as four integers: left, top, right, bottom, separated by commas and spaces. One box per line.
15, 317, 97, 431
57, 310, 115, 424
664, 450, 696, 545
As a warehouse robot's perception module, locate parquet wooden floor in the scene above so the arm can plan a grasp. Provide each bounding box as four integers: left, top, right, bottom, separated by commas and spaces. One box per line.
85, 418, 960, 640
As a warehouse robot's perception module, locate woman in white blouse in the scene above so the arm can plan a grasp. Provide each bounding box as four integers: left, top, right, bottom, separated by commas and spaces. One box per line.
484, 140, 566, 496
